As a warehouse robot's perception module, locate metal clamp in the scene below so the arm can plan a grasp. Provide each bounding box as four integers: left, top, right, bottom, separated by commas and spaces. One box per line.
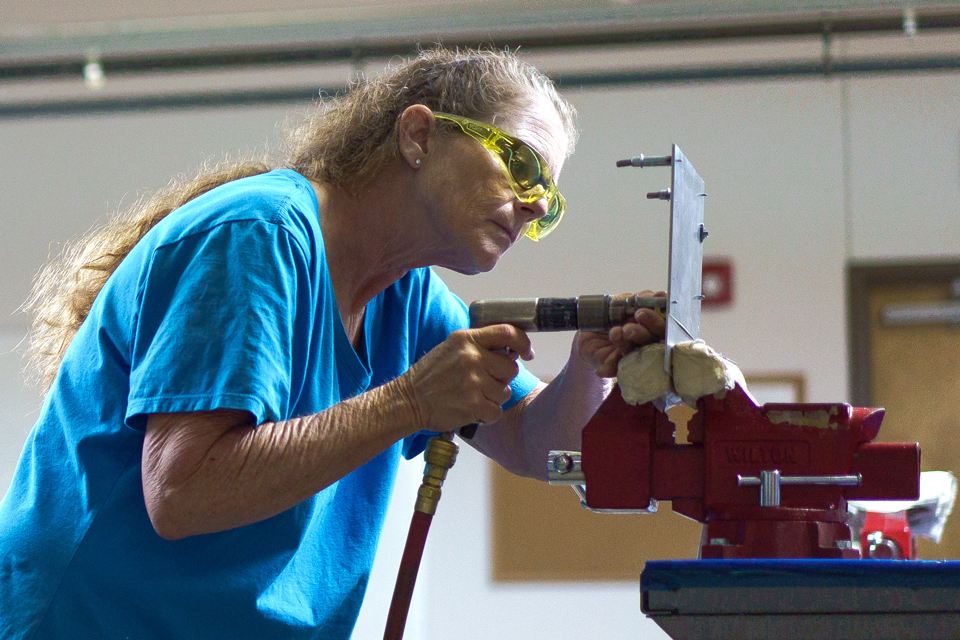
737, 470, 862, 507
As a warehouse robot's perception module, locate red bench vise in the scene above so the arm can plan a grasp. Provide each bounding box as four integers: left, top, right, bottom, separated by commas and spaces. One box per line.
548, 384, 921, 559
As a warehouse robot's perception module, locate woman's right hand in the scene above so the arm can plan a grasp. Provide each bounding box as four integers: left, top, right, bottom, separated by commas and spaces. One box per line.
396, 324, 534, 432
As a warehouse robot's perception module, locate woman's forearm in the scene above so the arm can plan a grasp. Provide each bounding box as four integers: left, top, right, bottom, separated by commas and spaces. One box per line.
469, 338, 613, 479
142, 377, 418, 540
141, 325, 534, 540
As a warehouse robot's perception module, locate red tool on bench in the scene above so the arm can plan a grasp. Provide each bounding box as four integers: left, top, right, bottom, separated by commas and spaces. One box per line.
549, 383, 921, 559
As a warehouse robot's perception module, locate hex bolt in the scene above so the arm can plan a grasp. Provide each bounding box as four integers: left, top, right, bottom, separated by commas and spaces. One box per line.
553, 454, 573, 474
699, 224, 709, 242
647, 189, 671, 201
616, 154, 672, 168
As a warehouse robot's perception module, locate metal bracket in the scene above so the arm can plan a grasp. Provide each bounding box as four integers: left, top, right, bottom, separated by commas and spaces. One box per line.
547, 451, 658, 514
572, 484, 658, 515
665, 145, 706, 374
617, 145, 706, 374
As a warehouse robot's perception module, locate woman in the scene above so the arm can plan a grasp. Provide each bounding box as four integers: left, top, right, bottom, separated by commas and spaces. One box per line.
0, 48, 663, 639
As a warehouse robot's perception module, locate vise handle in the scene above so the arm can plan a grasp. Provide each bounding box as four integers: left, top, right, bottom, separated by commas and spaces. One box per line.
737, 470, 862, 507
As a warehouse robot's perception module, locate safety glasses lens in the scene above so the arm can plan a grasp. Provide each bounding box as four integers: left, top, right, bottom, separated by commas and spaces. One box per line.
524, 192, 565, 241
507, 145, 542, 190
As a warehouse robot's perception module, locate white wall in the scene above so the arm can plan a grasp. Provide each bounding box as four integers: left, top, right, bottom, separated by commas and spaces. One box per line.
846, 73, 960, 260
0, 105, 297, 326
1, 67, 959, 640
0, 334, 42, 497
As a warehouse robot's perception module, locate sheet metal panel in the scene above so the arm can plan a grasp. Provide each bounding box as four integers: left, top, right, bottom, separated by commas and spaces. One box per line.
665, 144, 706, 373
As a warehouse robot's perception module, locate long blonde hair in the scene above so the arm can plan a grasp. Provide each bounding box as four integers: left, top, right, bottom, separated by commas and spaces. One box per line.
25, 47, 577, 391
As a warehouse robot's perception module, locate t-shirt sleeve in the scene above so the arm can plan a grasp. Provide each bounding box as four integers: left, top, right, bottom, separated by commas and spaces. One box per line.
126, 220, 310, 429
401, 268, 541, 460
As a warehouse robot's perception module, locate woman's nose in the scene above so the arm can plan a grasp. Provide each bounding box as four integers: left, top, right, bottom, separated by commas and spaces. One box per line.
516, 196, 548, 223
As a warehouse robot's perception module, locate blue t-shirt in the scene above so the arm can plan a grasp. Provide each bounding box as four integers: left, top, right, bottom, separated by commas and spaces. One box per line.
0, 169, 539, 640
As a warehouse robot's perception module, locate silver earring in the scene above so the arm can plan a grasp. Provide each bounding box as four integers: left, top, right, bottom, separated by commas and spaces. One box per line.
415, 158, 422, 166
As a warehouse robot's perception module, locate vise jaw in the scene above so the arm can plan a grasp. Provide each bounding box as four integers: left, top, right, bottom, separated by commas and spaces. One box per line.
549, 384, 921, 559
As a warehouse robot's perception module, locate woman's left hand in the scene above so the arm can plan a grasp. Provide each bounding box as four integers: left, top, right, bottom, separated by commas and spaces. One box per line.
576, 290, 666, 377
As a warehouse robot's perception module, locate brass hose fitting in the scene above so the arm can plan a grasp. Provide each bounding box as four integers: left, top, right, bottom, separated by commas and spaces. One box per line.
414, 432, 459, 515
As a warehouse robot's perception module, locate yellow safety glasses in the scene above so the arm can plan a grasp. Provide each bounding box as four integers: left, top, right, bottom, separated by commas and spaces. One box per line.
433, 112, 566, 241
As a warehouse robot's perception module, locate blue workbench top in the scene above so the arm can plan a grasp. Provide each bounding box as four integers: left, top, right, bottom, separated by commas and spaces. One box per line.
642, 559, 960, 591
641, 559, 960, 639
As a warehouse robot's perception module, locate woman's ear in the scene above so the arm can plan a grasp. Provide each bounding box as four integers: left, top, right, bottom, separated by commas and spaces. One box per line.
397, 104, 435, 169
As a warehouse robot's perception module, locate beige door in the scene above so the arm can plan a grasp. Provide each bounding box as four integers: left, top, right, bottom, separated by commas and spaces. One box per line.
867, 278, 960, 559
490, 404, 703, 582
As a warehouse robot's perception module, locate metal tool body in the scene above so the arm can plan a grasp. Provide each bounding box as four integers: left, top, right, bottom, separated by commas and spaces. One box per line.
469, 294, 666, 332
461, 294, 665, 440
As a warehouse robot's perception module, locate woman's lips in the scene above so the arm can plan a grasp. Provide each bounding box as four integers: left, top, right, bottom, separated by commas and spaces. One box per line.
491, 220, 517, 244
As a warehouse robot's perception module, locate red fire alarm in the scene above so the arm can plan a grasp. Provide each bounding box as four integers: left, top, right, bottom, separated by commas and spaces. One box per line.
701, 258, 733, 307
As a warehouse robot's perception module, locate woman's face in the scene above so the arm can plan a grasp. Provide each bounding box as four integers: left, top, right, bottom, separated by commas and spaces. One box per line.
422, 98, 568, 275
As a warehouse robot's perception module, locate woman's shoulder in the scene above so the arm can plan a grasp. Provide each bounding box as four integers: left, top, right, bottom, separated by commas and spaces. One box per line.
150, 169, 321, 252
185, 168, 316, 224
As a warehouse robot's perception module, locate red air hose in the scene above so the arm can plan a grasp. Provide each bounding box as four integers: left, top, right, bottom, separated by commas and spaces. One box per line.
383, 433, 459, 640
383, 510, 433, 640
